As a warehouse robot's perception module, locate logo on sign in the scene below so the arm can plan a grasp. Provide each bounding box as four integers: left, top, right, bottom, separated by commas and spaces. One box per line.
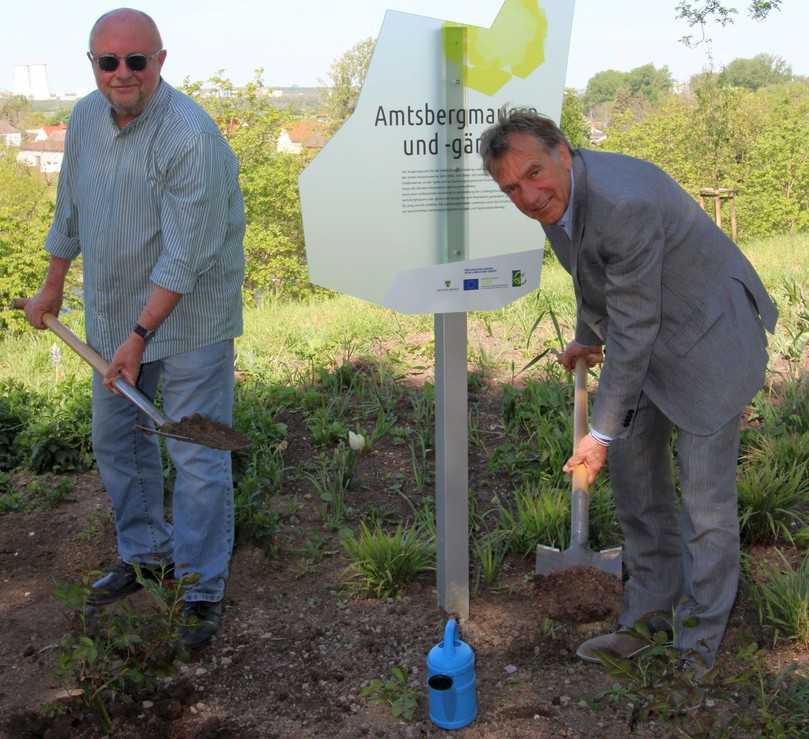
512, 270, 524, 287
444, 280, 452, 288
463, 279, 480, 291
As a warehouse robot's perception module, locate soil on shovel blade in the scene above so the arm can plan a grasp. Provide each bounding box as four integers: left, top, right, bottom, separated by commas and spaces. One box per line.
160, 413, 250, 451
535, 566, 623, 623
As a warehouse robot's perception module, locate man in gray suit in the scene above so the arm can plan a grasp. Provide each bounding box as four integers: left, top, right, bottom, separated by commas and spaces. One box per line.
480, 108, 777, 676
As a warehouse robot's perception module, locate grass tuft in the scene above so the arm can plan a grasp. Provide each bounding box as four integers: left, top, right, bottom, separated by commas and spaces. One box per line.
342, 522, 433, 599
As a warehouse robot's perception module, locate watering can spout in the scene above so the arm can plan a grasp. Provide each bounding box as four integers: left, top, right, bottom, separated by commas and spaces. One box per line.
443, 618, 457, 656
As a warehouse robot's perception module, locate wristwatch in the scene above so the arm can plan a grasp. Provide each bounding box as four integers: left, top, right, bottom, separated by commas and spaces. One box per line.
132, 322, 155, 342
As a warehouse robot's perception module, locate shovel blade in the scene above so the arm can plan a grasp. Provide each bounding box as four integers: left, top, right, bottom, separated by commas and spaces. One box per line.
536, 542, 622, 579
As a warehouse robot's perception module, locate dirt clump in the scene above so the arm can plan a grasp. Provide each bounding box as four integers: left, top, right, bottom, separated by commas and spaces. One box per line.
534, 566, 623, 623
160, 413, 250, 451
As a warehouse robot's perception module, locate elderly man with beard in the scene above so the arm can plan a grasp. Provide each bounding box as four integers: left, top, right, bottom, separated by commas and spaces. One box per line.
24, 8, 245, 649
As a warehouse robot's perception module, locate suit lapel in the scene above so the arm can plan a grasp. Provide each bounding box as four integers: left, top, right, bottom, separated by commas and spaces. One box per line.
570, 151, 588, 288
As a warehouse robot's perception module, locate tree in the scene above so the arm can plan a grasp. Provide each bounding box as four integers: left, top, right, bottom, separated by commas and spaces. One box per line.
675, 0, 783, 46
720, 53, 792, 90
323, 37, 375, 133
560, 89, 590, 148
0, 149, 57, 332
0, 96, 31, 127
624, 64, 674, 104
583, 69, 626, 112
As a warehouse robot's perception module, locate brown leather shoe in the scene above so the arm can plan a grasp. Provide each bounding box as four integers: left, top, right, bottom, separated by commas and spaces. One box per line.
576, 629, 650, 663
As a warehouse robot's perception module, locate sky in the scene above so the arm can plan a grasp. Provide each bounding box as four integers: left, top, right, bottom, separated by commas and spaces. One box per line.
1, 0, 807, 97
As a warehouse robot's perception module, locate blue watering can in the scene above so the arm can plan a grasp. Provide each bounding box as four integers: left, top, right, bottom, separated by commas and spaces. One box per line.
426, 619, 477, 730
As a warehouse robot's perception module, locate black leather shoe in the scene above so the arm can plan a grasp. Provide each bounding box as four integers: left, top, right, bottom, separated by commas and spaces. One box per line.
88, 560, 174, 606
179, 600, 223, 650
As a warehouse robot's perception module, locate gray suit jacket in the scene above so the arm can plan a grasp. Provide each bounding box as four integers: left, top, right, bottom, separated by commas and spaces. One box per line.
543, 149, 778, 438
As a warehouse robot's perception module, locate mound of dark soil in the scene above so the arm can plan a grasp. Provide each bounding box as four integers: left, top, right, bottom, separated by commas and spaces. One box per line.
534, 566, 623, 623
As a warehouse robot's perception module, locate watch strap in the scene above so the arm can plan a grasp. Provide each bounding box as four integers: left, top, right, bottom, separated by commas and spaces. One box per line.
133, 323, 155, 342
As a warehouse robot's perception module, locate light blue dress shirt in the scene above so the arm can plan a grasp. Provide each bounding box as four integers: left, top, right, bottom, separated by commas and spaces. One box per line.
46, 80, 245, 362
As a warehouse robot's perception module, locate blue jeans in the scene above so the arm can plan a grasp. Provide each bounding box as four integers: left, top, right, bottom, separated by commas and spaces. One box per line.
91, 340, 235, 603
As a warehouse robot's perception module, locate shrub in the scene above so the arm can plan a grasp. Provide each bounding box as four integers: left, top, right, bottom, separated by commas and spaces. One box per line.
16, 378, 93, 473
0, 379, 36, 470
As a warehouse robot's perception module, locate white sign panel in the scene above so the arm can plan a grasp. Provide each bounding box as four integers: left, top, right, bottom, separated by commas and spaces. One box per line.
300, 0, 575, 310
385, 249, 542, 314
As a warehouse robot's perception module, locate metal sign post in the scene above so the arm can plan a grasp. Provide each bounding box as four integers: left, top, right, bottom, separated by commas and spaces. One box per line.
435, 25, 469, 619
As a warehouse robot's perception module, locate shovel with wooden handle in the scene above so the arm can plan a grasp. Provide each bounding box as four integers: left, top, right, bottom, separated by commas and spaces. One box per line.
535, 357, 622, 578
12, 298, 249, 451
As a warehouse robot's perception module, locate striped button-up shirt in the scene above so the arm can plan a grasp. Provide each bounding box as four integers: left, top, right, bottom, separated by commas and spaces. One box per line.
46, 80, 245, 362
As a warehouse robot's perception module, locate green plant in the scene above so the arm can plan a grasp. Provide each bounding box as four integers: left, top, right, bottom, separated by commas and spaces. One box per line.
590, 620, 719, 726
306, 446, 356, 530
499, 486, 570, 557
305, 398, 350, 447
342, 522, 433, 598
54, 566, 187, 731
750, 551, 809, 646
0, 472, 23, 512
360, 665, 419, 721
15, 378, 94, 474
493, 376, 574, 487
408, 432, 430, 492
74, 510, 109, 543
750, 376, 809, 438
737, 462, 809, 545
0, 379, 34, 471
27, 476, 75, 510
742, 431, 809, 473
472, 529, 510, 588
589, 482, 623, 550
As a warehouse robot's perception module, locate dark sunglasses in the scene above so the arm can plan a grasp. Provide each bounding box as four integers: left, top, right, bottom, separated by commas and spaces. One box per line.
87, 50, 162, 73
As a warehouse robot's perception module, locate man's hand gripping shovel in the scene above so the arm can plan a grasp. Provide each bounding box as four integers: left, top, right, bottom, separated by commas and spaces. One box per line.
535, 357, 622, 577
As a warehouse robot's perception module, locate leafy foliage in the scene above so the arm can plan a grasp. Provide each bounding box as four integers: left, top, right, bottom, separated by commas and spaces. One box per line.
605, 77, 809, 241
560, 89, 590, 149
360, 665, 419, 721
0, 149, 57, 333
322, 37, 375, 134
720, 53, 793, 90
54, 568, 187, 731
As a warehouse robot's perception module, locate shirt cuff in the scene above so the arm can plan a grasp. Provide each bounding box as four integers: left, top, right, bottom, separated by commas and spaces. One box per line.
589, 427, 613, 447
45, 230, 80, 261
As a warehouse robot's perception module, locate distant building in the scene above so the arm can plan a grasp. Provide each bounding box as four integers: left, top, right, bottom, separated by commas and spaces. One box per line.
13, 64, 50, 100
588, 119, 607, 146
17, 125, 65, 174
25, 124, 67, 143
276, 119, 328, 154
0, 119, 22, 147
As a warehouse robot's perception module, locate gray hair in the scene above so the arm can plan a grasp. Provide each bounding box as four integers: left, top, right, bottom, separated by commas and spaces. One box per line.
89, 8, 162, 51
479, 106, 572, 176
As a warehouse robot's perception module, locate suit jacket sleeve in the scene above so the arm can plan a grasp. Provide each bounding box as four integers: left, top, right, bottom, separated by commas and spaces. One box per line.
589, 198, 665, 438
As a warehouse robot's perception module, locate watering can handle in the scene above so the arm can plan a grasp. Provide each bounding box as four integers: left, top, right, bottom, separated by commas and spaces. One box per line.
443, 619, 457, 656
